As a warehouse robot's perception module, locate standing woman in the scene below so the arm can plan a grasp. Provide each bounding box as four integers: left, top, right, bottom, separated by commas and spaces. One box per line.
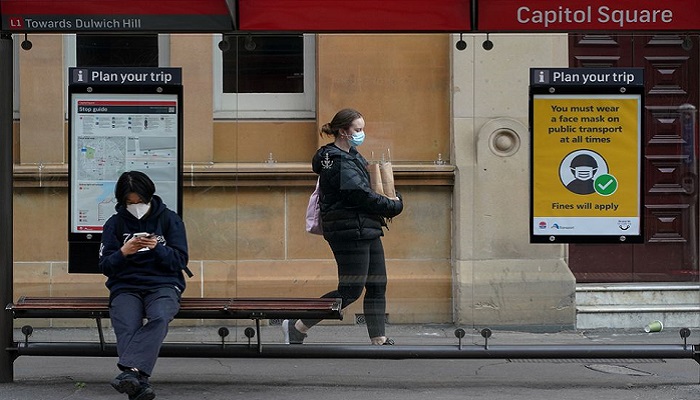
99, 171, 190, 400
283, 108, 403, 345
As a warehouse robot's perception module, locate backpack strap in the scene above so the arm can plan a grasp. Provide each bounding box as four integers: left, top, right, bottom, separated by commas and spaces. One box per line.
159, 212, 194, 278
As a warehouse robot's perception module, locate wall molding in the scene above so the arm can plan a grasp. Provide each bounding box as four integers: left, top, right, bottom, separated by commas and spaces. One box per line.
13, 163, 455, 188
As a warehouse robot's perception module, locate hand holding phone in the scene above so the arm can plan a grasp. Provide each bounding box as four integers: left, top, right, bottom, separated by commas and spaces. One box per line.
132, 232, 156, 252
122, 233, 152, 255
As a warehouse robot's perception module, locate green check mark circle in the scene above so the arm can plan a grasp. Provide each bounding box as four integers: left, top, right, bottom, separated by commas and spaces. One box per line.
594, 174, 618, 196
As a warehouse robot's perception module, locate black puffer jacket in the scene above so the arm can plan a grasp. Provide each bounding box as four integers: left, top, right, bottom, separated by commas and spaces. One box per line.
312, 143, 403, 241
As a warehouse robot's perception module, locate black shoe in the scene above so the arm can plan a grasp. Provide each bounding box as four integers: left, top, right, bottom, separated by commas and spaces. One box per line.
129, 385, 156, 400
282, 319, 307, 344
383, 338, 395, 345
111, 369, 140, 395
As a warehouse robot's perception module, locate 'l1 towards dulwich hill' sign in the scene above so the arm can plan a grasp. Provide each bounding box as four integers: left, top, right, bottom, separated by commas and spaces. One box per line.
0, 0, 234, 33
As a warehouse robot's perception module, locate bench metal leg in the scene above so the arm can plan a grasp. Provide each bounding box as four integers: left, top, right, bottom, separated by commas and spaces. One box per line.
255, 319, 262, 354
95, 318, 105, 351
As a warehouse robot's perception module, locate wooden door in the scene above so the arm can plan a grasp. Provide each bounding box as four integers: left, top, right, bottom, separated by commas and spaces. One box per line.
568, 34, 699, 282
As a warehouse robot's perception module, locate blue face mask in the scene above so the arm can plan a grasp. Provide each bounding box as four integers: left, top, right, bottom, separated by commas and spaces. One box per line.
348, 131, 365, 147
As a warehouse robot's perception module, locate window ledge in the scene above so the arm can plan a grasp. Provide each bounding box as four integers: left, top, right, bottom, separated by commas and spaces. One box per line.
13, 162, 455, 188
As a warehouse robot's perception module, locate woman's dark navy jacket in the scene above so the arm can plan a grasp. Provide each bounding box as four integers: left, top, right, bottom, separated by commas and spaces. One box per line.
99, 195, 189, 298
312, 143, 403, 241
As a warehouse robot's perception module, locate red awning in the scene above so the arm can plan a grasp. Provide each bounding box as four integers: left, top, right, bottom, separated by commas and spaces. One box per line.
0, 0, 472, 33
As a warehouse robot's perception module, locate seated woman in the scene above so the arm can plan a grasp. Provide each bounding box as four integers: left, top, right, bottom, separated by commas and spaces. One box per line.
99, 171, 190, 400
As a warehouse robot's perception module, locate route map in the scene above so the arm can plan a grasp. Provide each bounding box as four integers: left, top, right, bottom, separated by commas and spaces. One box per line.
71, 93, 179, 233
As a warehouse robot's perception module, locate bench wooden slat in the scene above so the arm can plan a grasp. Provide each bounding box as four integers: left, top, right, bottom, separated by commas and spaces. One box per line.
7, 296, 343, 320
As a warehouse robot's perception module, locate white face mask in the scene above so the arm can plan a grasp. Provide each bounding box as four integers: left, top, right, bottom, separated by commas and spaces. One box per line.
572, 166, 596, 180
126, 202, 151, 219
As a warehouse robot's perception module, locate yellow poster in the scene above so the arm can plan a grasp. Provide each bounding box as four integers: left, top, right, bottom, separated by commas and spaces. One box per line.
532, 94, 641, 236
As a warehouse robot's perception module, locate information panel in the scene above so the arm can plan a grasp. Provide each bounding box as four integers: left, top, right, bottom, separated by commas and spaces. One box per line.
529, 68, 644, 243
67, 67, 183, 273
70, 93, 179, 233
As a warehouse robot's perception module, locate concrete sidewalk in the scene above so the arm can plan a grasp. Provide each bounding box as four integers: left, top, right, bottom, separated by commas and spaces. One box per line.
3, 324, 700, 400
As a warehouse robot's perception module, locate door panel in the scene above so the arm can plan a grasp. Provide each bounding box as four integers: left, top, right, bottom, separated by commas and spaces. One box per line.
569, 34, 633, 68
568, 34, 699, 283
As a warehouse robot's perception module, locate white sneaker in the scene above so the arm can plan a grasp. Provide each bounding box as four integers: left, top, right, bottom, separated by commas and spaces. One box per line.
282, 319, 306, 344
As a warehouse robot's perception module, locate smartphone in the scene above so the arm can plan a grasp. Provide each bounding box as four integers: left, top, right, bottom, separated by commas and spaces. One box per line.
133, 232, 153, 252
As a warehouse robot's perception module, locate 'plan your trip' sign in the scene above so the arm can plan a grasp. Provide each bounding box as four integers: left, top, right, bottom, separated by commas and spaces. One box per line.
529, 68, 644, 244
531, 68, 644, 86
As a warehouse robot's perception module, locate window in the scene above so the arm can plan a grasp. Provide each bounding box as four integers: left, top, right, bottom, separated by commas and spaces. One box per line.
223, 35, 304, 94
76, 34, 159, 67
214, 34, 316, 119
64, 34, 169, 68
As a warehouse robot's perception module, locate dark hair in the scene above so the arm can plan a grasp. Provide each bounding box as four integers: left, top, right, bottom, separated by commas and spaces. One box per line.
320, 108, 363, 138
115, 171, 156, 206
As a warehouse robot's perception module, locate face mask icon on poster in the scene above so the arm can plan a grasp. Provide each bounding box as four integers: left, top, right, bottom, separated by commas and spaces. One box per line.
565, 154, 599, 195
127, 202, 151, 219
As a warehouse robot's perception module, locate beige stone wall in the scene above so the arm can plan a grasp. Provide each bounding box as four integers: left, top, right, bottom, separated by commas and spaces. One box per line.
13, 184, 452, 327
210, 34, 452, 164
11, 33, 454, 328
213, 121, 318, 163
18, 35, 64, 165
316, 34, 451, 162
171, 34, 215, 162
451, 34, 576, 329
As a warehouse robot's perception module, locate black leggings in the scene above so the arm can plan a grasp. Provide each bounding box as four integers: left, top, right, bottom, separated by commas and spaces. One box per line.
301, 237, 387, 338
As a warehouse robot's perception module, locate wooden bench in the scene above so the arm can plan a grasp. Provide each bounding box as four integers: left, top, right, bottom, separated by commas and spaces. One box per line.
5, 297, 700, 379
7, 296, 343, 352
